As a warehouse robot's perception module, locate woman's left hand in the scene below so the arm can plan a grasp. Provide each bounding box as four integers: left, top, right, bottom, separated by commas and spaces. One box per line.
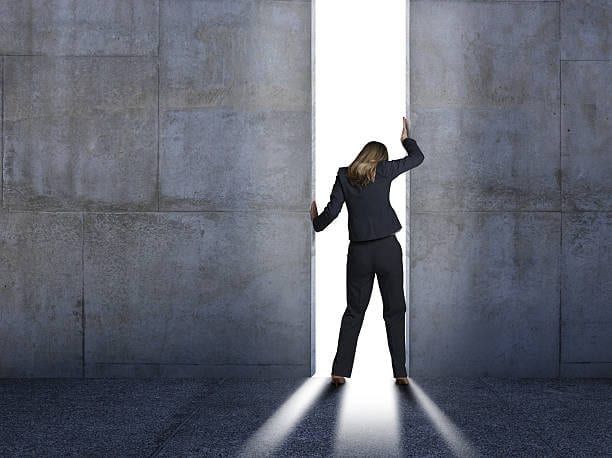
310, 201, 318, 221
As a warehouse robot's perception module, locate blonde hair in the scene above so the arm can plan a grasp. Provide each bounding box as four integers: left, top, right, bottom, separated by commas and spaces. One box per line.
347, 141, 388, 187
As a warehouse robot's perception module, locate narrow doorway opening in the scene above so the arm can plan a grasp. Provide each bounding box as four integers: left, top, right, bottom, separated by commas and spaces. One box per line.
313, 0, 408, 378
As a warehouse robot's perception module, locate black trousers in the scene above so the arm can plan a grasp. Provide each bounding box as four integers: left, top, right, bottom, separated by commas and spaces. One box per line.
331, 233, 407, 378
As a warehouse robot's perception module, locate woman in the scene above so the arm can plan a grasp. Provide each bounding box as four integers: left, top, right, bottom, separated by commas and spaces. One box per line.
310, 116, 425, 387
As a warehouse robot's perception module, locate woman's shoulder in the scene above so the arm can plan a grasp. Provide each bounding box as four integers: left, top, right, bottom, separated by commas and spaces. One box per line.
375, 160, 390, 177
337, 167, 350, 181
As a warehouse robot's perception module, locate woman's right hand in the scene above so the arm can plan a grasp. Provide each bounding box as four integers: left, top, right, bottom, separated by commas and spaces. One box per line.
400, 116, 410, 141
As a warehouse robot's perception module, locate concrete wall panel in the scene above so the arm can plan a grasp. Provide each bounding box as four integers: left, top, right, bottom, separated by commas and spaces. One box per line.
409, 0, 566, 376
561, 61, 612, 212
410, 1, 560, 212
0, 211, 82, 377
410, 211, 561, 377
0, 0, 159, 56
411, 106, 559, 212
411, 1, 559, 110
83, 212, 311, 378
160, 108, 310, 211
160, 0, 310, 111
561, 0, 612, 61
0, 0, 312, 379
561, 212, 612, 363
3, 56, 158, 211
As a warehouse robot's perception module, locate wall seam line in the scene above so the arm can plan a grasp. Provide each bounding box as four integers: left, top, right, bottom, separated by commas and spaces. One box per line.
560, 59, 611, 62
406, 0, 412, 377
310, 0, 316, 376
558, 1, 563, 378
156, 0, 161, 212
0, 54, 156, 58
81, 211, 86, 378
1, 209, 312, 214
1, 55, 4, 208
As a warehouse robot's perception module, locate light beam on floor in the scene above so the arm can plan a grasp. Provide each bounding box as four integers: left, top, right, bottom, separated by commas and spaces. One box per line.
236, 377, 328, 457
333, 377, 401, 457
408, 379, 480, 457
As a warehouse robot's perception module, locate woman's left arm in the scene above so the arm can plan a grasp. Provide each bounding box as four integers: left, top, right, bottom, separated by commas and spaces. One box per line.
311, 170, 345, 232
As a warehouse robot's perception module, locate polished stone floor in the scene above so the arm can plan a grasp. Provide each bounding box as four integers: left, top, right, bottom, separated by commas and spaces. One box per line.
1, 376, 610, 457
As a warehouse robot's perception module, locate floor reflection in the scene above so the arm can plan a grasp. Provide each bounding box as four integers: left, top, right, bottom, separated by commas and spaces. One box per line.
333, 375, 401, 457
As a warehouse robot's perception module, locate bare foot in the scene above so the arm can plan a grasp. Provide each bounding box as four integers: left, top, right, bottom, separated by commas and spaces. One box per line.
395, 377, 409, 385
331, 375, 346, 386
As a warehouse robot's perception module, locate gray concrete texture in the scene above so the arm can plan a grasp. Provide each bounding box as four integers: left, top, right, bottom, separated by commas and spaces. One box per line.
0, 0, 312, 378
83, 212, 311, 378
410, 212, 561, 377
4, 56, 158, 211
1, 0, 610, 379
409, 0, 612, 377
0, 0, 159, 56
0, 212, 83, 377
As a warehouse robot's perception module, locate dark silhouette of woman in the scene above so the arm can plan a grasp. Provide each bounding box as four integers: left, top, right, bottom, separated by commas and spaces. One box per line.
310, 116, 424, 386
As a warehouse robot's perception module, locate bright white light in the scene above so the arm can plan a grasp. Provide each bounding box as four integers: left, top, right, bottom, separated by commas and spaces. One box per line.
334, 378, 401, 456
236, 378, 328, 457
314, 0, 407, 379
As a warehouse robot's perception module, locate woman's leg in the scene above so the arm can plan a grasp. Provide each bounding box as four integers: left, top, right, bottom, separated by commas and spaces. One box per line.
331, 242, 375, 377
376, 236, 408, 378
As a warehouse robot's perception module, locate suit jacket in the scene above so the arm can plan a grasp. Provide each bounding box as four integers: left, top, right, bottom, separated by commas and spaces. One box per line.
312, 137, 424, 242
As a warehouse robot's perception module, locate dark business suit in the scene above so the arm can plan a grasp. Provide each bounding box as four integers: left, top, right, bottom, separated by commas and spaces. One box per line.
312, 137, 424, 378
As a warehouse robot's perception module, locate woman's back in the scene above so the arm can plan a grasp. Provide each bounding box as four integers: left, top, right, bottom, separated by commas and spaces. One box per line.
313, 137, 424, 241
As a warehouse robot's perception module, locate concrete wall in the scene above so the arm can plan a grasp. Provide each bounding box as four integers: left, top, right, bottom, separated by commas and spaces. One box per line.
2, 0, 609, 379
0, 0, 312, 378
409, 0, 612, 377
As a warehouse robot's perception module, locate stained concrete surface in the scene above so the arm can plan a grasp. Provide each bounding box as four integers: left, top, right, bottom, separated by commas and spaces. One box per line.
0, 377, 610, 457
561, 213, 612, 366
0, 0, 312, 378
158, 0, 311, 211
159, 0, 310, 111
0, 0, 159, 56
3, 56, 158, 211
561, 61, 612, 212
409, 0, 611, 378
0, 211, 83, 378
83, 212, 311, 378
159, 108, 311, 211
409, 1, 560, 212
410, 212, 561, 377
1, 0, 610, 381
561, 0, 612, 61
